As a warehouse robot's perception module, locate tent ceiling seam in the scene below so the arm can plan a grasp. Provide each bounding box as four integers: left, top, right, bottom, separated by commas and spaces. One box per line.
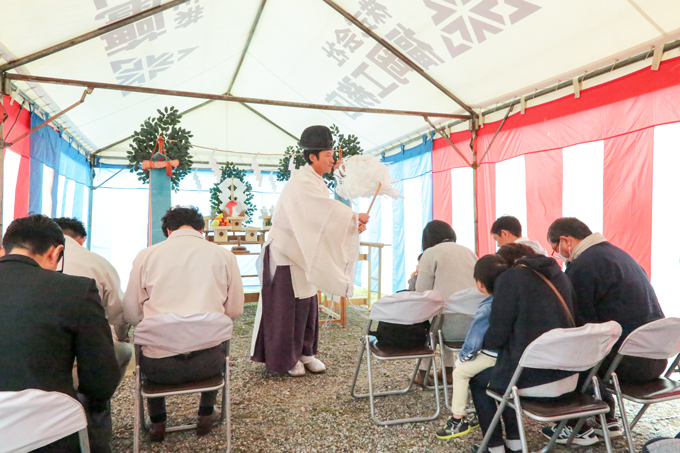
227, 0, 268, 96
626, 0, 667, 36
321, 0, 475, 117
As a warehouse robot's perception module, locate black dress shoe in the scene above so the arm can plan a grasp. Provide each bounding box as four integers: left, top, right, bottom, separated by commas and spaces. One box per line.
149, 421, 166, 442
197, 411, 220, 436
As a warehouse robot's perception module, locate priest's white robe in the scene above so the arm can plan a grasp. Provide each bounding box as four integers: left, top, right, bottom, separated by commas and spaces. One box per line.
250, 165, 360, 361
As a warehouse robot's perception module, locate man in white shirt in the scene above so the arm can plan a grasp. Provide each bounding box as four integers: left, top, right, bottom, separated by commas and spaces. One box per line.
490, 215, 548, 256
123, 206, 244, 441
250, 125, 369, 377
54, 217, 132, 379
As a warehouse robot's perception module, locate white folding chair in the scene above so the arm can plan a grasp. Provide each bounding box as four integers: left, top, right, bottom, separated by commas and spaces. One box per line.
434, 287, 486, 408
478, 321, 622, 453
603, 317, 680, 453
349, 290, 445, 425
0, 389, 90, 453
132, 312, 233, 452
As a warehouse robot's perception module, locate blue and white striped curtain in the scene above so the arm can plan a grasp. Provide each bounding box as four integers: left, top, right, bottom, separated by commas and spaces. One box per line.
359, 133, 433, 295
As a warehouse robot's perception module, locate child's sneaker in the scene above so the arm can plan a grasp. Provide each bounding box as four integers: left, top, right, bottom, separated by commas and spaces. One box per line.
466, 408, 479, 428
436, 416, 477, 440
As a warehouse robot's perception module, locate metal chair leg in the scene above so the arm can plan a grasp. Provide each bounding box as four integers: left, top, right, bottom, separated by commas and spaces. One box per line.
478, 394, 509, 452
225, 355, 231, 453
611, 373, 635, 452
133, 367, 141, 453
78, 427, 91, 453
540, 419, 569, 453
592, 377, 614, 453
511, 387, 528, 453
629, 403, 650, 431
350, 339, 367, 398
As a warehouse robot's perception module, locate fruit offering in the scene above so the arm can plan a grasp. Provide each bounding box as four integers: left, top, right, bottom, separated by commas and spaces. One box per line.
211, 213, 230, 227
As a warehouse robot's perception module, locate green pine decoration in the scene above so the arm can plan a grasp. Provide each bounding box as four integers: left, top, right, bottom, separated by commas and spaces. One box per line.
209, 162, 255, 225
126, 106, 193, 191
276, 124, 364, 189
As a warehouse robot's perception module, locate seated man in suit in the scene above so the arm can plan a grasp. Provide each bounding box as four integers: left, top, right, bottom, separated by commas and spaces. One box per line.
0, 215, 119, 452
123, 206, 245, 441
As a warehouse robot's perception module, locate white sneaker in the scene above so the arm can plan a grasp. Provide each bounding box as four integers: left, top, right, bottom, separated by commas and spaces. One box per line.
541, 423, 599, 446
287, 361, 305, 377
301, 355, 326, 374
592, 418, 624, 438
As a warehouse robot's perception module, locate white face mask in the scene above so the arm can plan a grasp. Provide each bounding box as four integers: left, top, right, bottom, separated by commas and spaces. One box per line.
555, 242, 570, 263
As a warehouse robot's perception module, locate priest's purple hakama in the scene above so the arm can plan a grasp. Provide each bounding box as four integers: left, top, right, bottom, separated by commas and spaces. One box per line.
250, 164, 361, 373
251, 247, 319, 373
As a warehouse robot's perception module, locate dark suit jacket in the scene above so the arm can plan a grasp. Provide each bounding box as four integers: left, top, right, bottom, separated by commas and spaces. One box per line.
0, 254, 119, 403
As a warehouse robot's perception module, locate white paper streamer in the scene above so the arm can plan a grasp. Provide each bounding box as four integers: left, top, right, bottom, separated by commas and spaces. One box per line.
209, 150, 221, 183
269, 171, 277, 191
251, 155, 263, 187
193, 169, 202, 193
335, 154, 401, 200
288, 156, 296, 172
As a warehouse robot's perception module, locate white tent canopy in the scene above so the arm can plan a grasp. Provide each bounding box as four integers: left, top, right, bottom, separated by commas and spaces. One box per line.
2, 0, 680, 168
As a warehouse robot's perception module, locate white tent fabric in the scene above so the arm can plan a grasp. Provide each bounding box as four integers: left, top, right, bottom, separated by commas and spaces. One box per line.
2, 0, 680, 165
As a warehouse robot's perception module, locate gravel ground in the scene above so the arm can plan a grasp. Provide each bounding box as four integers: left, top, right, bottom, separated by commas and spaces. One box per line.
110, 303, 680, 452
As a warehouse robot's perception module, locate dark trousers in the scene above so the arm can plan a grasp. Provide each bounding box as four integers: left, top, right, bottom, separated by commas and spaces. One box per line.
580, 351, 667, 418
141, 343, 227, 423
469, 367, 520, 449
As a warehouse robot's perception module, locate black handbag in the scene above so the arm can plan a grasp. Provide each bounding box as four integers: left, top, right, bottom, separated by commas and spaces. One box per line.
373, 320, 430, 349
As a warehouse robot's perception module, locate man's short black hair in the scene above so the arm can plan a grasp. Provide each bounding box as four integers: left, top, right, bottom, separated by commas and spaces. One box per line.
547, 217, 593, 244
422, 220, 457, 251
53, 217, 87, 239
160, 206, 205, 237
490, 215, 522, 237
303, 149, 323, 165
496, 243, 537, 266
473, 254, 509, 294
2, 215, 65, 255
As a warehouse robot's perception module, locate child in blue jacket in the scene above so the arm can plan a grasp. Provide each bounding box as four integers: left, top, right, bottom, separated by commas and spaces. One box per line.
436, 254, 509, 440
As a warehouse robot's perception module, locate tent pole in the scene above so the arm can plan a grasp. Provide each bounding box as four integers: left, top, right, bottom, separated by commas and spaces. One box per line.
322, 0, 476, 117
6, 73, 469, 121
0, 71, 6, 241
86, 161, 94, 251
5, 88, 92, 147
470, 119, 479, 256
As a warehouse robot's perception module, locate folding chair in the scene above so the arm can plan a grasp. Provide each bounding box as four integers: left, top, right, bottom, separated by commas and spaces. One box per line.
603, 317, 680, 453
478, 321, 622, 453
0, 389, 90, 453
434, 287, 486, 409
132, 312, 233, 453
349, 290, 445, 425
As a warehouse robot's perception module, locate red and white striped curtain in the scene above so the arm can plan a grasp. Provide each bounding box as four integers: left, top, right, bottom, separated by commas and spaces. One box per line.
433, 56, 680, 318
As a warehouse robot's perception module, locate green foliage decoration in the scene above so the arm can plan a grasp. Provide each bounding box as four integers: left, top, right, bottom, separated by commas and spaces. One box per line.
209, 162, 256, 225
276, 124, 364, 189
126, 106, 193, 191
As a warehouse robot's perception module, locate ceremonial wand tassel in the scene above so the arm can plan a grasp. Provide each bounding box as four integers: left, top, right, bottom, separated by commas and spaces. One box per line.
366, 182, 381, 215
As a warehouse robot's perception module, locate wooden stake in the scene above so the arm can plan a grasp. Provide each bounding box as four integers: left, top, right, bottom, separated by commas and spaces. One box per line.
366, 182, 381, 215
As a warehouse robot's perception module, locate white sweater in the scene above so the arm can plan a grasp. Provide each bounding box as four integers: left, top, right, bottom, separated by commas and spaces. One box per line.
416, 241, 478, 298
